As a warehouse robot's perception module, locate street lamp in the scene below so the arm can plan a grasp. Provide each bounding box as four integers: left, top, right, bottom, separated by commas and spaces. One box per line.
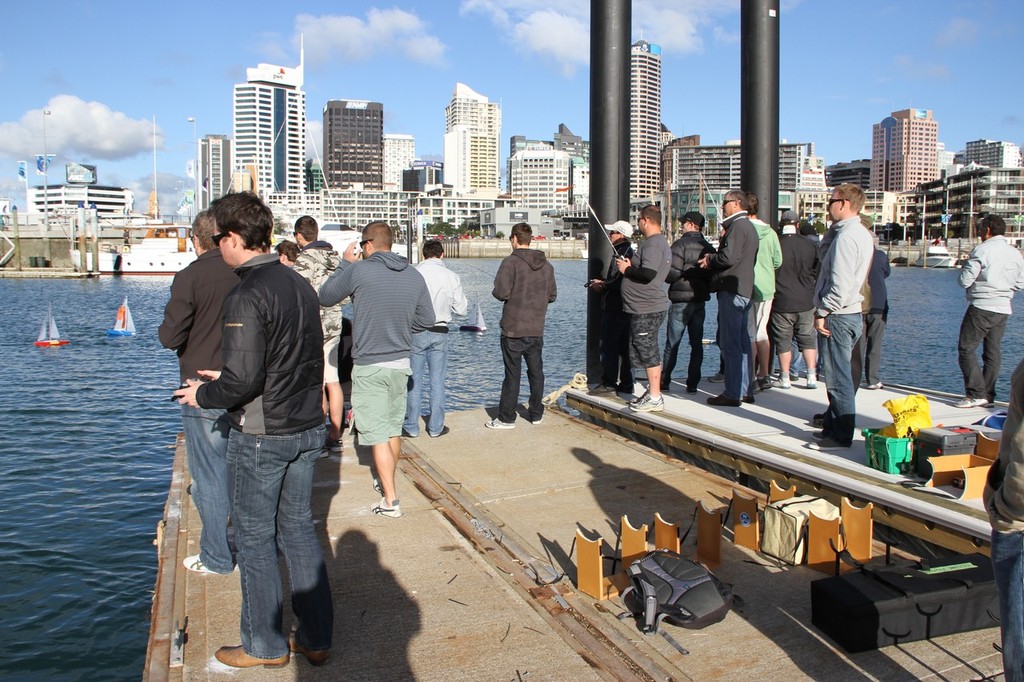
42, 109, 51, 233
187, 116, 197, 219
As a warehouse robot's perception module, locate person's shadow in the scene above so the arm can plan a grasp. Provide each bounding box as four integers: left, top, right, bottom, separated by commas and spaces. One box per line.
295, 529, 420, 680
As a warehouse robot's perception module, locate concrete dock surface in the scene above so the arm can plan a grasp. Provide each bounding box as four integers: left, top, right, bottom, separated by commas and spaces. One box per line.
156, 401, 1005, 681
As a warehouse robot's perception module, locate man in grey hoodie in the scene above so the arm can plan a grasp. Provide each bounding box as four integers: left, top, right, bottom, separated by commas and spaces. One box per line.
486, 222, 557, 429
955, 215, 1024, 408
319, 222, 434, 518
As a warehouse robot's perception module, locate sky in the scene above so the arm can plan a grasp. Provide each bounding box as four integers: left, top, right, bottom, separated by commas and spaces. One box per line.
1, 0, 1022, 217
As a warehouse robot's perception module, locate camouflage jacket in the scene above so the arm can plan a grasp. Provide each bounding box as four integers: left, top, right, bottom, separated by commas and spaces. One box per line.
293, 242, 343, 341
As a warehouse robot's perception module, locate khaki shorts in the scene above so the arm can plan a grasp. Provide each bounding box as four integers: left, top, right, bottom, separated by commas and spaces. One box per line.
323, 336, 340, 384
748, 300, 772, 342
351, 364, 411, 446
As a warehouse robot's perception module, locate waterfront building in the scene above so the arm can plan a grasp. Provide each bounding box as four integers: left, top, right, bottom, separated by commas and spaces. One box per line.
403, 160, 444, 192
917, 165, 1024, 240
507, 145, 572, 211
232, 52, 307, 196
825, 159, 871, 189
198, 135, 231, 211
937, 142, 958, 176
384, 134, 416, 190
479, 207, 558, 239
323, 100, 384, 190
409, 187, 517, 236
509, 124, 590, 207
444, 83, 501, 192
661, 136, 814, 193
964, 139, 1022, 169
25, 184, 134, 220
630, 40, 663, 201
870, 108, 939, 193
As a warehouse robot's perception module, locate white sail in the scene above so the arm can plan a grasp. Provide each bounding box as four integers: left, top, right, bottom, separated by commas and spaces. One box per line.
474, 304, 486, 331
49, 312, 60, 340
37, 306, 50, 343
122, 298, 136, 334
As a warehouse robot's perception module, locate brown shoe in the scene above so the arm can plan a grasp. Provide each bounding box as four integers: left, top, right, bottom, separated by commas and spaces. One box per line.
215, 645, 289, 668
289, 634, 331, 666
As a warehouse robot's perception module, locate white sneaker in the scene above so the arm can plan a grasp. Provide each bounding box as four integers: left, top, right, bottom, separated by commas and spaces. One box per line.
485, 418, 515, 429
629, 393, 664, 412
771, 377, 792, 389
372, 497, 402, 518
183, 554, 230, 575
954, 397, 989, 409
629, 389, 650, 406
865, 382, 883, 390
805, 375, 818, 389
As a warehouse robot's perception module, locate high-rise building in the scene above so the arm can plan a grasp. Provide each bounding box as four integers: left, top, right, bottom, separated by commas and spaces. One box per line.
305, 159, 325, 193
662, 138, 814, 192
199, 135, 231, 210
870, 108, 939, 192
383, 134, 416, 189
323, 100, 384, 190
630, 40, 663, 201
508, 145, 572, 210
403, 160, 444, 192
232, 51, 306, 195
964, 139, 1022, 168
825, 159, 871, 189
443, 83, 501, 192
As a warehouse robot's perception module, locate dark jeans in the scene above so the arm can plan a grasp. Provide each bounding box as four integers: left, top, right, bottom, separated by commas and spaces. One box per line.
851, 310, 887, 389
600, 307, 633, 390
499, 335, 544, 423
958, 305, 1008, 402
662, 300, 706, 390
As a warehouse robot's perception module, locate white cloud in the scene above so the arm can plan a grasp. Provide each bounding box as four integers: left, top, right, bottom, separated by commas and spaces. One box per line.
511, 11, 590, 76
298, 8, 447, 68
936, 17, 979, 48
0, 95, 160, 162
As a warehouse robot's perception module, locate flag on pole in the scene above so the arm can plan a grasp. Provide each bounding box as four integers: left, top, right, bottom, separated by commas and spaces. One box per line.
35, 154, 55, 175
186, 159, 195, 180
18, 161, 27, 182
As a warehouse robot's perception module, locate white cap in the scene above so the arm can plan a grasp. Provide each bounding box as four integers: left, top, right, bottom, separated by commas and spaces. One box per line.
607, 220, 634, 238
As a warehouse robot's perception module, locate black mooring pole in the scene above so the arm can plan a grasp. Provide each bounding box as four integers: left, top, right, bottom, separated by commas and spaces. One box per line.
587, 0, 631, 384
740, 0, 780, 224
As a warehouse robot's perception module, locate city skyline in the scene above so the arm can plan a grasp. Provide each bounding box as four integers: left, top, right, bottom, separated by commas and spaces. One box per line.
1, 1, 1021, 216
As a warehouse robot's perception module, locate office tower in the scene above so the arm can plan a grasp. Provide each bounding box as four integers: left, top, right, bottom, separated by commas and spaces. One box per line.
630, 40, 663, 201
508, 145, 572, 210
825, 160, 871, 189
662, 139, 813, 192
305, 158, 325, 193
403, 160, 444, 192
323, 100, 384, 190
443, 83, 501, 192
232, 50, 306, 195
964, 139, 1022, 168
199, 135, 231, 210
870, 109, 939, 192
383, 134, 416, 189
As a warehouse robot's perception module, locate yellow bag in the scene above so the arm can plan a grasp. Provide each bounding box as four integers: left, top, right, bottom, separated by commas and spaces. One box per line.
878, 394, 932, 438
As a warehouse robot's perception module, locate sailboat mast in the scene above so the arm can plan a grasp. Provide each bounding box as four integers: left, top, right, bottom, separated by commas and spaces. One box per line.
151, 116, 159, 220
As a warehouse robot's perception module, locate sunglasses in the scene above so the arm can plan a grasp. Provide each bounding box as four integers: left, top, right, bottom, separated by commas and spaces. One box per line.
212, 231, 229, 247
827, 198, 845, 207
359, 239, 373, 248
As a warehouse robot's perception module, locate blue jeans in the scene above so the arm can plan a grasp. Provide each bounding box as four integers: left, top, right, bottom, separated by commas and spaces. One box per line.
228, 425, 333, 659
404, 331, 449, 437
820, 313, 861, 445
181, 404, 234, 573
499, 335, 544, 423
717, 291, 752, 400
992, 528, 1024, 682
662, 301, 706, 390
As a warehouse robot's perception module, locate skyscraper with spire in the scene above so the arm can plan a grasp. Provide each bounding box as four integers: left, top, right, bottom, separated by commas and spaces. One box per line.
232, 42, 307, 195
630, 40, 663, 201
443, 83, 501, 192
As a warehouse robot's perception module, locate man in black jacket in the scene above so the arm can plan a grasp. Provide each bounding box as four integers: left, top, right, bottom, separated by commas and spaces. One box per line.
661, 211, 715, 394
174, 192, 333, 669
588, 220, 635, 395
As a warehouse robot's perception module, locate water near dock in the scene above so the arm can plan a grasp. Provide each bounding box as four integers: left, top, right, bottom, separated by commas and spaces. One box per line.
0, 260, 1020, 679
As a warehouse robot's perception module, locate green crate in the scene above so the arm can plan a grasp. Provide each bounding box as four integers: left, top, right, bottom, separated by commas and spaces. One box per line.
862, 428, 915, 475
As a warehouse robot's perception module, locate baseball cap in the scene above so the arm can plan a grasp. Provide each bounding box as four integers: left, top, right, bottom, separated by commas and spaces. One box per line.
779, 209, 799, 226
607, 220, 634, 238
681, 211, 706, 228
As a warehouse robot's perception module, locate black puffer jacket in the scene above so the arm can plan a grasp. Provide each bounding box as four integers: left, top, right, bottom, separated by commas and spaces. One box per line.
666, 231, 715, 303
197, 253, 325, 435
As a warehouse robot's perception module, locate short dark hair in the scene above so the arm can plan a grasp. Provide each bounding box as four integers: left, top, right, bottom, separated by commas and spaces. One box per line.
192, 210, 217, 251
363, 221, 394, 249
745, 192, 759, 217
294, 215, 318, 242
511, 222, 532, 245
980, 214, 1007, 236
639, 204, 661, 226
422, 240, 444, 259
209, 191, 273, 251
275, 240, 300, 262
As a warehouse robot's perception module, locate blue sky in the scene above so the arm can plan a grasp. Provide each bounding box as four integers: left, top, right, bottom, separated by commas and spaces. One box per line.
1, 0, 1021, 216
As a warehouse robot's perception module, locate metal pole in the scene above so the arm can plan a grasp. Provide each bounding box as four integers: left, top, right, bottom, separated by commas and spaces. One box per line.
42, 109, 51, 263
588, 0, 631, 384
188, 116, 197, 220
740, 0, 780, 224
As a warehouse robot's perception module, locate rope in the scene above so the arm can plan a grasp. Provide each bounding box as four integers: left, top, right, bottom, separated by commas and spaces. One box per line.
542, 372, 589, 406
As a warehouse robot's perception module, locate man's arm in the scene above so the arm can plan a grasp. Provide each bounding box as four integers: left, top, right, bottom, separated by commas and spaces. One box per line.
158, 273, 195, 350
665, 240, 686, 284
958, 252, 982, 289
196, 294, 267, 410
413, 279, 436, 332
492, 259, 513, 301
770, 232, 783, 269
451, 273, 469, 317
548, 264, 558, 303
319, 259, 354, 306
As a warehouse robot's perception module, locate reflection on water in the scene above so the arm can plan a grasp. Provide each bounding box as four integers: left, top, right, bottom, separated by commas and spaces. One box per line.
0, 259, 1019, 679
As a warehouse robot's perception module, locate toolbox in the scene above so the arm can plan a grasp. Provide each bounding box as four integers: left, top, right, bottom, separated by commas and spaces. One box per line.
914, 427, 978, 478
811, 553, 999, 653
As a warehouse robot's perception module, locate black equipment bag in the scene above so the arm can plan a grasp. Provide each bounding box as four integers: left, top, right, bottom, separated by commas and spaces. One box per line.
620, 549, 733, 634
810, 553, 999, 652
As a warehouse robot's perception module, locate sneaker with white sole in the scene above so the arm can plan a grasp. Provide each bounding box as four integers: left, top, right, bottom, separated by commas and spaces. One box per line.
372, 497, 402, 518
953, 397, 989, 409
530, 416, 543, 425
629, 389, 650, 406
183, 554, 231, 575
485, 418, 515, 429
771, 376, 792, 389
629, 393, 664, 412
372, 478, 382, 495
805, 375, 818, 389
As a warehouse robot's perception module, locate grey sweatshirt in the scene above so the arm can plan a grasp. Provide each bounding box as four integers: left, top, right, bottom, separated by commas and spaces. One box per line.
814, 215, 873, 317
959, 235, 1024, 315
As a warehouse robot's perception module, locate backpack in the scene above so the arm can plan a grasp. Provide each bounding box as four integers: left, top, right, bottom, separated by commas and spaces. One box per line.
620, 549, 733, 634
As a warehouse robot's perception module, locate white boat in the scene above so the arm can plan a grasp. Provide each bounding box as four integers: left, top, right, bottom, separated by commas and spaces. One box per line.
106, 297, 137, 337
35, 303, 70, 347
319, 223, 411, 259
459, 303, 487, 333
78, 226, 196, 275
913, 243, 958, 268
580, 247, 588, 259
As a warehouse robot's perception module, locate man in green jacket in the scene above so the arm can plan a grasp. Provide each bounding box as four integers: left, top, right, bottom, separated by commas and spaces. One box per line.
746, 193, 783, 394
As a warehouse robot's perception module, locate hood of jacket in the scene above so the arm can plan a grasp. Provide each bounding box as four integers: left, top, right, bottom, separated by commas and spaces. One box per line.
371, 250, 410, 272
511, 247, 549, 270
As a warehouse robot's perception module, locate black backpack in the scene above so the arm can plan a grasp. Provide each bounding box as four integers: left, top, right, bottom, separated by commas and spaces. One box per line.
620, 549, 733, 634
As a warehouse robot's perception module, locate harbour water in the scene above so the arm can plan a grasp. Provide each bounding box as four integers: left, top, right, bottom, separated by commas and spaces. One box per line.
0, 259, 1020, 680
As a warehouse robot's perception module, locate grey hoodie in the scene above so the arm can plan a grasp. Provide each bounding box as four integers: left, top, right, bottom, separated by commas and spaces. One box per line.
959, 235, 1024, 315
319, 251, 434, 365
492, 248, 557, 337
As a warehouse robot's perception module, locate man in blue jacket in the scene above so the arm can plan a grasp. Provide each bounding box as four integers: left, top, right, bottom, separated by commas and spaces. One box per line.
956, 215, 1024, 408
174, 192, 333, 668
